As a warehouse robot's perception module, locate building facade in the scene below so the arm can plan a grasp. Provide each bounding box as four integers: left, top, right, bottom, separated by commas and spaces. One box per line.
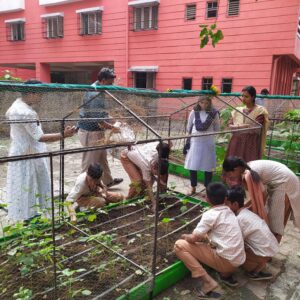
0, 0, 299, 95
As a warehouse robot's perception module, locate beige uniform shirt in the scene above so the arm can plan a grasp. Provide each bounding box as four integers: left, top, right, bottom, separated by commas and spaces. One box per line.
194, 205, 246, 267
237, 208, 279, 257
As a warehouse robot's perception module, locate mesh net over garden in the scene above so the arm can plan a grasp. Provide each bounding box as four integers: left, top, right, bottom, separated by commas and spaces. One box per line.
0, 82, 299, 299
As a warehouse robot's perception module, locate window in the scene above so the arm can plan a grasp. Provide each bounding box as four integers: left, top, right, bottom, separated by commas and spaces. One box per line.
6, 21, 25, 41
133, 6, 158, 31
202, 77, 213, 90
227, 0, 239, 16
42, 15, 64, 39
133, 72, 156, 89
221, 78, 233, 93
186, 4, 196, 21
182, 78, 192, 90
206, 1, 218, 18
76, 8, 103, 35
298, 17, 300, 38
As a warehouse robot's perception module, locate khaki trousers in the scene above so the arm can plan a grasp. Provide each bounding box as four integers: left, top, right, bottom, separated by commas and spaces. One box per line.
174, 239, 236, 278
77, 191, 123, 208
242, 247, 270, 273
78, 129, 113, 185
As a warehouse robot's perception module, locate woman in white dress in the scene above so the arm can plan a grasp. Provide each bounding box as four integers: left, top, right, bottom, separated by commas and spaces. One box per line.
184, 97, 220, 195
5, 80, 76, 221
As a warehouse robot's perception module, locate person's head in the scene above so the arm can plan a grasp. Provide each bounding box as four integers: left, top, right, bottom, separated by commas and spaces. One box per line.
260, 88, 269, 96
194, 97, 212, 112
222, 156, 260, 186
241, 85, 256, 106
206, 182, 228, 206
225, 185, 245, 213
22, 79, 43, 105
86, 163, 103, 186
97, 67, 116, 85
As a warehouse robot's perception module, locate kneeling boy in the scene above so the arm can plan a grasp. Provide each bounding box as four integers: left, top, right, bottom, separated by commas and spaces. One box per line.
226, 186, 279, 280
174, 182, 245, 299
66, 163, 124, 222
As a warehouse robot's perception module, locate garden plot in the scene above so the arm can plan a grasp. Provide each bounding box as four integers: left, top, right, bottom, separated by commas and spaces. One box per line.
0, 194, 206, 300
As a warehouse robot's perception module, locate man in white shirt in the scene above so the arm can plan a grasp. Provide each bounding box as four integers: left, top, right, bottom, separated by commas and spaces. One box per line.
66, 163, 124, 222
174, 182, 245, 298
226, 186, 279, 280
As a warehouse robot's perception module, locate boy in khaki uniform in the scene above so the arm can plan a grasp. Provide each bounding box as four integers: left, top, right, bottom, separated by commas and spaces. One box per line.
174, 182, 245, 299
66, 163, 124, 222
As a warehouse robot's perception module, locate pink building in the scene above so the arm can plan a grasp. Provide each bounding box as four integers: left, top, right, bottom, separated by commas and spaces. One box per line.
0, 0, 299, 95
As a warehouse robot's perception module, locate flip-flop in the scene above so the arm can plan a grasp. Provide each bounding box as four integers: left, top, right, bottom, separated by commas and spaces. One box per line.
195, 288, 221, 299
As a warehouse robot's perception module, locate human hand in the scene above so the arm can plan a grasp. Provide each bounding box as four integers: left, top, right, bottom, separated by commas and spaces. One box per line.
64, 126, 77, 138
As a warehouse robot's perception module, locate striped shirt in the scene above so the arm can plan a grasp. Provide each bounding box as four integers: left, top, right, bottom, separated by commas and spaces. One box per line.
237, 208, 279, 257
193, 205, 246, 267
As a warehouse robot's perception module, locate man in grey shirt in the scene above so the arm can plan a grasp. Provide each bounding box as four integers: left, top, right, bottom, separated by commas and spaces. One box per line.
77, 67, 123, 187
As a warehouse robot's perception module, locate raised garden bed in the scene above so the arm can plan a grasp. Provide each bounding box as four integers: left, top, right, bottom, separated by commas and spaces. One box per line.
0, 193, 208, 300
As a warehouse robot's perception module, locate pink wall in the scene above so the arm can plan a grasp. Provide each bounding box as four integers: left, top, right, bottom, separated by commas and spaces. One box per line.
0, 0, 299, 93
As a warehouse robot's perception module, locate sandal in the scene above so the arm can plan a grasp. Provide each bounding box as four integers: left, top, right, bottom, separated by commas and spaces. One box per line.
195, 288, 221, 299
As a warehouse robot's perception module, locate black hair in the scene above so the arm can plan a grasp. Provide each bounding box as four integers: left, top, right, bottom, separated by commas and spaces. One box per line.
242, 85, 256, 103
159, 159, 169, 175
156, 142, 170, 160
87, 163, 103, 179
260, 88, 269, 95
97, 67, 116, 82
222, 156, 261, 183
194, 97, 213, 112
206, 182, 228, 205
227, 186, 245, 208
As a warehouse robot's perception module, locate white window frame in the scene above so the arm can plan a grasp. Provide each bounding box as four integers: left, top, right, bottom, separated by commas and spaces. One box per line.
76, 7, 103, 36
41, 13, 64, 39
206, 1, 218, 19
185, 4, 197, 21
202, 77, 213, 90
133, 5, 158, 31
227, 0, 239, 16
5, 18, 25, 41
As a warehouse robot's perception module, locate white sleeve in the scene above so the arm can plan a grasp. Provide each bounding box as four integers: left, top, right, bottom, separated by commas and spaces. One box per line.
66, 176, 85, 203
23, 122, 44, 141
193, 210, 215, 235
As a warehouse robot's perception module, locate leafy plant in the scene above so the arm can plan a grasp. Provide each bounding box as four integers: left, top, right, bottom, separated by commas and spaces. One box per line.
13, 287, 32, 300
0, 70, 22, 82
199, 24, 224, 48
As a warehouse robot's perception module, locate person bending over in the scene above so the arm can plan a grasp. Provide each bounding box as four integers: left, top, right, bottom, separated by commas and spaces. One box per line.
120, 142, 170, 210
174, 182, 246, 299
226, 186, 279, 280
66, 163, 124, 222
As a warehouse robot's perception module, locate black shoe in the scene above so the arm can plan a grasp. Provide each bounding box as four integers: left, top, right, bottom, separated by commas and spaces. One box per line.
219, 275, 239, 287
247, 271, 273, 281
107, 178, 123, 188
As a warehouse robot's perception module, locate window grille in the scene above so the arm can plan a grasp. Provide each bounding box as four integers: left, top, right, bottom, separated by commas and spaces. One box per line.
133, 5, 158, 31
79, 11, 102, 35
186, 4, 196, 21
221, 78, 233, 93
206, 1, 218, 18
227, 0, 239, 16
202, 77, 213, 90
182, 78, 193, 90
6, 22, 25, 41
43, 16, 64, 39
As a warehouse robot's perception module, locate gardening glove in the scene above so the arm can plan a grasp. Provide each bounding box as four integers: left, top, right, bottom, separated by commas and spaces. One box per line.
67, 204, 77, 223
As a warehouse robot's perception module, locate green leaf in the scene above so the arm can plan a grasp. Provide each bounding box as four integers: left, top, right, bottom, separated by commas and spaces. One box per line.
82, 290, 92, 296
199, 27, 208, 37
87, 214, 97, 222
180, 205, 188, 213
200, 36, 209, 48
210, 24, 216, 30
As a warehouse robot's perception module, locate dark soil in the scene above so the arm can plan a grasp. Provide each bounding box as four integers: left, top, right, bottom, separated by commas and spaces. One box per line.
0, 195, 204, 300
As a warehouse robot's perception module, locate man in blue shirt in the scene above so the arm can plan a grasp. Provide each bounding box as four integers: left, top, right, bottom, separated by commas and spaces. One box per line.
78, 67, 123, 187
